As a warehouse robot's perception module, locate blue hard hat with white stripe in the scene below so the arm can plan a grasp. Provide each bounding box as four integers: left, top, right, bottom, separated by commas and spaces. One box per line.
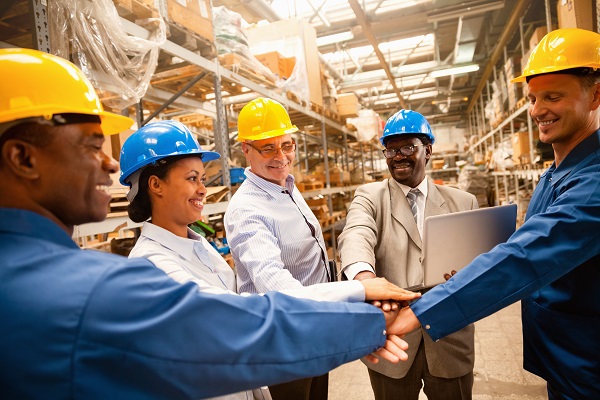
380, 109, 435, 145
119, 120, 220, 189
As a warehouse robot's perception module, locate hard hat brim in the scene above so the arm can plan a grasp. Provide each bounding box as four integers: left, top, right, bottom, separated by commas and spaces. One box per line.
99, 111, 135, 135
236, 125, 298, 142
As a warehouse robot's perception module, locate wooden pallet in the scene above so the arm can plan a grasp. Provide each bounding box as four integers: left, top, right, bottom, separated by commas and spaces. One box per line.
218, 54, 278, 88
286, 91, 308, 107
165, 22, 215, 59
107, 190, 130, 218
303, 181, 325, 191
310, 102, 324, 114
319, 211, 345, 228
112, 0, 158, 21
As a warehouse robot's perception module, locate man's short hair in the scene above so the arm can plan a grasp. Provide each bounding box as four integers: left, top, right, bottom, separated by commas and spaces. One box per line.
526, 67, 600, 89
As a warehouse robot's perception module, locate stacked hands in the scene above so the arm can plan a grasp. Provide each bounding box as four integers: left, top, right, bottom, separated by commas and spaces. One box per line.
357, 271, 457, 365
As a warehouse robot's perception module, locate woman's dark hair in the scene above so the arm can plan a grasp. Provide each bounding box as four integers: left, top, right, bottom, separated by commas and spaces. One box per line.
127, 154, 199, 223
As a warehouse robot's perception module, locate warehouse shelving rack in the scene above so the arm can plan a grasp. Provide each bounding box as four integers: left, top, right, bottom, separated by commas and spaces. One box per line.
0, 0, 382, 247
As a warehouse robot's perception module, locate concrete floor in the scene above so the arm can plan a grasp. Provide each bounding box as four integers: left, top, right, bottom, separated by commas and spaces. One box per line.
329, 302, 548, 400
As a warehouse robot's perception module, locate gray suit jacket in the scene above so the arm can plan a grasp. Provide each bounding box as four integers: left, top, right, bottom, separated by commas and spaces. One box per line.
338, 178, 476, 379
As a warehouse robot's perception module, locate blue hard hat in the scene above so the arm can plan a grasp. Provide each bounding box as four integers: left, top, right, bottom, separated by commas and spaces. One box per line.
380, 109, 435, 146
119, 120, 220, 187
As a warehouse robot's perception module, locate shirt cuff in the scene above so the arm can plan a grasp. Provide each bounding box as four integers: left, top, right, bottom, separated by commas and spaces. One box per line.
344, 262, 375, 280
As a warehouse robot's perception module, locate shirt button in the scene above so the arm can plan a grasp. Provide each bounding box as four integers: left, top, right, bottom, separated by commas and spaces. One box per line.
383, 330, 387, 335
425, 324, 431, 330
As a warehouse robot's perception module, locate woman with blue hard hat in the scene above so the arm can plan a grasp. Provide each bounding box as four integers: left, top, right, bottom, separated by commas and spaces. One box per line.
121, 120, 271, 400
119, 119, 422, 400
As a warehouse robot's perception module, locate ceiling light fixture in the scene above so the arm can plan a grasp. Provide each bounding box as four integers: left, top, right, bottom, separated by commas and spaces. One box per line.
317, 31, 355, 47
430, 64, 480, 78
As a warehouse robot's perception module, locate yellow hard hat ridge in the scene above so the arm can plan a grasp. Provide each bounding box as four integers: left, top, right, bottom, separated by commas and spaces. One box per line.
512, 28, 600, 83
0, 48, 133, 135
237, 97, 298, 142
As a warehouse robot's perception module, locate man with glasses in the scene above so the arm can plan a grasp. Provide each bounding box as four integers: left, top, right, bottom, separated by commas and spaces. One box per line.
338, 110, 477, 400
225, 97, 334, 400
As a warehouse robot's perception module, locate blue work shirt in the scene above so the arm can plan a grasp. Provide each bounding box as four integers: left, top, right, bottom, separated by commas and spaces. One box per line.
412, 130, 600, 398
0, 209, 387, 399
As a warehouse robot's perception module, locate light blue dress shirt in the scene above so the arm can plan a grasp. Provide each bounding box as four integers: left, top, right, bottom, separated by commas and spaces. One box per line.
225, 168, 330, 294
130, 222, 235, 294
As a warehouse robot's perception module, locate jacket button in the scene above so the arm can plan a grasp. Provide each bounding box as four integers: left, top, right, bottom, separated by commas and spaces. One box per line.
425, 325, 431, 330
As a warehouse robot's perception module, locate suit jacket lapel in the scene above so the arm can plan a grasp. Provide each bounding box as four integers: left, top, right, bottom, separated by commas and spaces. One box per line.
388, 179, 422, 249
424, 178, 448, 219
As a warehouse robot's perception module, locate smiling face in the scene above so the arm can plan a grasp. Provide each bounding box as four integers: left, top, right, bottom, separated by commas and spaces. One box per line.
37, 123, 118, 231
384, 135, 431, 188
243, 134, 295, 186
527, 73, 600, 162
147, 156, 207, 237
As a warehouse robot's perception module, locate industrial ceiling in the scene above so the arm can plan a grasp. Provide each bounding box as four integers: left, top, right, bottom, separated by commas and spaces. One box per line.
216, 0, 555, 125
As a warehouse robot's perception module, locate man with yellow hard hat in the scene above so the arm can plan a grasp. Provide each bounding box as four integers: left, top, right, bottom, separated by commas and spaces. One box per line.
390, 28, 600, 400
0, 49, 417, 398
225, 97, 335, 400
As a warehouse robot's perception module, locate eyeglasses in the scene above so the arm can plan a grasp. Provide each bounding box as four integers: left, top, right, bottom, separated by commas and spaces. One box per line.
382, 144, 424, 159
247, 142, 296, 157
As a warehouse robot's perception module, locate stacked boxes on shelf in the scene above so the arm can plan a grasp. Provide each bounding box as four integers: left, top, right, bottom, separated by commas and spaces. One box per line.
162, 0, 214, 45
253, 51, 296, 80
512, 129, 539, 165
336, 93, 360, 117
504, 56, 522, 111
557, 0, 594, 31
245, 18, 323, 107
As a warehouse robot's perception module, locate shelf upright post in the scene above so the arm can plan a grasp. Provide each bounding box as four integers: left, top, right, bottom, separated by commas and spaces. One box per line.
360, 143, 366, 186
302, 132, 309, 173
321, 115, 330, 189
30, 0, 50, 53
342, 130, 350, 173
213, 72, 231, 191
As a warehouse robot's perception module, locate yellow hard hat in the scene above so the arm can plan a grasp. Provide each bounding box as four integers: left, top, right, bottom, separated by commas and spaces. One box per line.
0, 48, 133, 135
512, 28, 600, 83
237, 97, 298, 142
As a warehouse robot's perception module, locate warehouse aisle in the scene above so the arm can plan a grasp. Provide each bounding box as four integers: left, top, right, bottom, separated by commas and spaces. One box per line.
329, 302, 548, 400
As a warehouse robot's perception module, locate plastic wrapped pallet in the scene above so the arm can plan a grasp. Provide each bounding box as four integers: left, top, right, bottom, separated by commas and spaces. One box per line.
213, 6, 278, 84
49, 0, 165, 111
457, 166, 491, 208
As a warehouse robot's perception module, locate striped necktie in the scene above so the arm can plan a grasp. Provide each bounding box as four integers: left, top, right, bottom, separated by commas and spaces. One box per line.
406, 188, 420, 222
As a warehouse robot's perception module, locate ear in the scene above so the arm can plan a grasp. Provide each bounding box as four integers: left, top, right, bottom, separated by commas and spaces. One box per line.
147, 175, 163, 197
425, 144, 432, 161
241, 142, 250, 156
1, 139, 42, 180
590, 82, 600, 111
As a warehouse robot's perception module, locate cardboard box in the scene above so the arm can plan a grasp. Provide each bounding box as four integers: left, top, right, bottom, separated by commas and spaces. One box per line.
336, 93, 359, 117
529, 26, 548, 51
164, 0, 214, 42
246, 18, 323, 106
431, 160, 445, 170
557, 0, 594, 31
254, 51, 296, 80
512, 130, 539, 165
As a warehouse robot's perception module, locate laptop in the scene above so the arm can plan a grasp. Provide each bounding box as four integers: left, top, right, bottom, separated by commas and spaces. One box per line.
418, 203, 517, 289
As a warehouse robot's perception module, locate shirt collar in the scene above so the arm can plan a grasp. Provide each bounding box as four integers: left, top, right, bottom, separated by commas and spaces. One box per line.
140, 221, 203, 261
244, 167, 296, 197
393, 177, 429, 198
542, 129, 600, 183
0, 208, 79, 249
